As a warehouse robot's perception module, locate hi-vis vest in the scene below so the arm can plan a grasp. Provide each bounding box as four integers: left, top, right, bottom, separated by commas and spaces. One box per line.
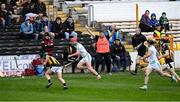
108, 30, 119, 41
154, 30, 166, 38
154, 30, 161, 37
96, 37, 110, 53
46, 56, 61, 67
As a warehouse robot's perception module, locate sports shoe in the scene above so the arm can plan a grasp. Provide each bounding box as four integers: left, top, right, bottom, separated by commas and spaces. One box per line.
46, 82, 53, 88
139, 85, 148, 90
130, 71, 137, 75
96, 75, 101, 80
108, 73, 112, 75
171, 76, 178, 83
63, 86, 68, 90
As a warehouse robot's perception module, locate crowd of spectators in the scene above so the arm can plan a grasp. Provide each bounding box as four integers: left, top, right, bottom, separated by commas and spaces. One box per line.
0, 0, 20, 27
85, 25, 132, 74
0, 0, 78, 40
139, 10, 170, 33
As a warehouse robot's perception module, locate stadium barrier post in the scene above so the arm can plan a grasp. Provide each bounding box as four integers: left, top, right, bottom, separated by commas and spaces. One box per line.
170, 33, 174, 51
136, 1, 139, 29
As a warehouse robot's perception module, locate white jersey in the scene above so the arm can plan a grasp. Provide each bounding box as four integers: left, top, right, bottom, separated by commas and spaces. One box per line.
74, 42, 89, 58
148, 45, 159, 64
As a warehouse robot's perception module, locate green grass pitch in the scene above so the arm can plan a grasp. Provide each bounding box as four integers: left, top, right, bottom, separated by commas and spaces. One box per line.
0, 72, 180, 101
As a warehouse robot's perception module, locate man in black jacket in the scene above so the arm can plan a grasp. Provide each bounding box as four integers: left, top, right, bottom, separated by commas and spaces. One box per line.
22, 0, 34, 16
33, 0, 46, 15
0, 3, 12, 27
63, 16, 77, 40
51, 17, 64, 38
131, 28, 147, 75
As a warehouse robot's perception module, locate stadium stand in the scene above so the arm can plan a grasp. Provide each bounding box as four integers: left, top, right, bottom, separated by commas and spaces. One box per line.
99, 19, 180, 42
0, 25, 92, 55
0, 0, 93, 56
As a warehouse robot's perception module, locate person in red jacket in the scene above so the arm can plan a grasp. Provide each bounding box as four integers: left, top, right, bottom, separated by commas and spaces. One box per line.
40, 32, 54, 55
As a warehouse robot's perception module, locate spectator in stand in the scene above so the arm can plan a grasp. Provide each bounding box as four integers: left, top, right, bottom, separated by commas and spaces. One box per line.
40, 14, 54, 38
33, 0, 46, 15
11, 0, 21, 15
153, 24, 162, 39
88, 40, 105, 72
22, 0, 34, 16
86, 26, 111, 74
159, 12, 170, 31
95, 31, 111, 73
5, 0, 13, 12
0, 3, 12, 27
131, 28, 147, 75
149, 13, 159, 31
5, 0, 20, 24
10, 0, 18, 7
31, 0, 38, 3
118, 44, 131, 72
139, 10, 153, 32
153, 24, 169, 43
0, 0, 6, 4
33, 16, 43, 39
6, 0, 19, 12
40, 32, 54, 55
11, 8, 20, 24
111, 39, 131, 72
51, 17, 64, 39
63, 16, 77, 40
20, 16, 38, 39
111, 39, 123, 71
104, 24, 122, 47
25, 13, 37, 21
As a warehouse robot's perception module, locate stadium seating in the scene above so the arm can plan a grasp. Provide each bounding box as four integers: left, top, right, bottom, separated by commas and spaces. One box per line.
0, 0, 96, 56
99, 19, 180, 45
0, 22, 93, 55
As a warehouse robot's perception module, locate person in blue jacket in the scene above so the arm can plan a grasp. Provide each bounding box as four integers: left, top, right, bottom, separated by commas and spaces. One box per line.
20, 16, 37, 39
149, 13, 159, 30
104, 25, 122, 47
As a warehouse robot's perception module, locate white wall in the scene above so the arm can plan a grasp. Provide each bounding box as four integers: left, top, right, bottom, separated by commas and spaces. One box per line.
88, 1, 180, 24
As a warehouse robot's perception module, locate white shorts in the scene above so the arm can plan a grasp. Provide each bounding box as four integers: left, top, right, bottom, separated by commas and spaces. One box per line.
161, 62, 174, 69
79, 53, 92, 63
147, 61, 161, 71
50, 66, 63, 73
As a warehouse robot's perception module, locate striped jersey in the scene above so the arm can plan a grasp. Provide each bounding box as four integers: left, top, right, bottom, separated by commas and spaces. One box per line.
46, 56, 61, 67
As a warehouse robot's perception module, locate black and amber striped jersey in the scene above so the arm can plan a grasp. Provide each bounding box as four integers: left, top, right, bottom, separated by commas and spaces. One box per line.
46, 56, 61, 67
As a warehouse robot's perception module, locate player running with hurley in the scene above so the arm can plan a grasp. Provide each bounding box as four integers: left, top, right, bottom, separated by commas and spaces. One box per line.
68, 37, 101, 80
139, 40, 176, 90
159, 39, 180, 82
